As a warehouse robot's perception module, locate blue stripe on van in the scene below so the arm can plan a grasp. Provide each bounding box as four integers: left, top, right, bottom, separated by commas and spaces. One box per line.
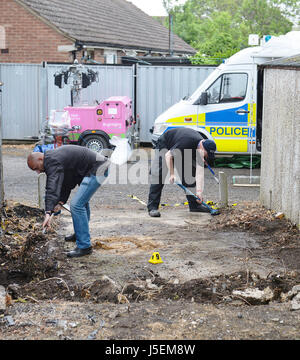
163, 127, 177, 134
205, 104, 249, 125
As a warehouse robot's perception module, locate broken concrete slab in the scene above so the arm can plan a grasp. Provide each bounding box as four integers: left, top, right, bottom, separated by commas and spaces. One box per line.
232, 287, 274, 305
288, 285, 300, 299
291, 293, 300, 311
4, 315, 15, 326
0, 285, 7, 313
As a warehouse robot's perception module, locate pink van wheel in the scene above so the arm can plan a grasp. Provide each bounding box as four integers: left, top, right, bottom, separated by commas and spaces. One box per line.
81, 134, 109, 152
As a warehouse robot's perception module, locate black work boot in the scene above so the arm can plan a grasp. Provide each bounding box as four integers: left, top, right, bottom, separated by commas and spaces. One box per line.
186, 195, 210, 213
149, 209, 161, 217
65, 233, 76, 242
66, 247, 93, 258
189, 204, 210, 213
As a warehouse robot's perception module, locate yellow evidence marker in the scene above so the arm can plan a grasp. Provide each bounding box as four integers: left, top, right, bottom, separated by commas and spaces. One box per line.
149, 252, 163, 264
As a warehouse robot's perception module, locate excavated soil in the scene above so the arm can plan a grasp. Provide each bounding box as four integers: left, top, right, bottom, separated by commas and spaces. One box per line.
1, 201, 298, 304
1, 200, 300, 340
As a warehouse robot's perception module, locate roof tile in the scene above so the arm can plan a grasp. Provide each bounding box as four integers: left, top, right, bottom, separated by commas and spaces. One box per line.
17, 0, 196, 54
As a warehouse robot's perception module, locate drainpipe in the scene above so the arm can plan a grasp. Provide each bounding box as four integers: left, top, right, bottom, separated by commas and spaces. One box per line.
169, 13, 174, 56
72, 50, 77, 62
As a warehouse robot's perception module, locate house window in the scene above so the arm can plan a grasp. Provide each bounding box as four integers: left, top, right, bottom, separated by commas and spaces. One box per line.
104, 50, 117, 64
83, 49, 95, 61
125, 50, 137, 57
0, 26, 7, 50
87, 50, 94, 60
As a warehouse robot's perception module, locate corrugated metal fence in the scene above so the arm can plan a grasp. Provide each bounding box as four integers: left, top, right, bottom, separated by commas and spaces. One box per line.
137, 65, 215, 142
0, 63, 215, 143
0, 64, 41, 140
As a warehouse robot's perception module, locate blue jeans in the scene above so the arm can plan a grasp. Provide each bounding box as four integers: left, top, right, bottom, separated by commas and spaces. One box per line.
70, 174, 106, 249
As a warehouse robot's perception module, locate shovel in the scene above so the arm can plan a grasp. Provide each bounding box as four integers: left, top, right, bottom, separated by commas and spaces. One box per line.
61, 204, 71, 212
206, 163, 219, 184
175, 182, 220, 216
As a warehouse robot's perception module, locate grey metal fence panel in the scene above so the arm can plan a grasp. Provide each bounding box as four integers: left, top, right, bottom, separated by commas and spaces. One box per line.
0, 63, 215, 142
136, 65, 216, 142
0, 63, 41, 139
46, 65, 135, 115
0, 63, 135, 139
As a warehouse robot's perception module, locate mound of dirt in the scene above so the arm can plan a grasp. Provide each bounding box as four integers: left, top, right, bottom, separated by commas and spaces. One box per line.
209, 202, 299, 249
0, 202, 64, 288
6, 203, 44, 220
118, 269, 300, 305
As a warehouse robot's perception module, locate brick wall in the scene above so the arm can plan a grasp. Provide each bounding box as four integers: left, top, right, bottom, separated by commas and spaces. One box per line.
0, 0, 75, 63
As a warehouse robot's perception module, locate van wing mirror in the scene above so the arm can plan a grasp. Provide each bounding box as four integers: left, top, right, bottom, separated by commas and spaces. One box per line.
194, 92, 208, 106
200, 92, 208, 105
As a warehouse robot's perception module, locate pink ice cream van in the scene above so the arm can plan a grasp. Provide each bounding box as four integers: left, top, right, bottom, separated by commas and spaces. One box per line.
64, 96, 136, 152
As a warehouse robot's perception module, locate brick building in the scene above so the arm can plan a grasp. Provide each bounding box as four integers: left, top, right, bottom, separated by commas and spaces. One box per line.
0, 0, 195, 64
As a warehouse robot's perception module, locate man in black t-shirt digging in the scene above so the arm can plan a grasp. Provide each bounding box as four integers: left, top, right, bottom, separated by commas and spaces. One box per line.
147, 127, 217, 217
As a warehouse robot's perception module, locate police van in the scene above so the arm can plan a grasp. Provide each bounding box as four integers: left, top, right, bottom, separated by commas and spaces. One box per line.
151, 31, 300, 154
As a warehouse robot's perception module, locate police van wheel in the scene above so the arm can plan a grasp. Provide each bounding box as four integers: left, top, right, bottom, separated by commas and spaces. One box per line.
81, 134, 109, 152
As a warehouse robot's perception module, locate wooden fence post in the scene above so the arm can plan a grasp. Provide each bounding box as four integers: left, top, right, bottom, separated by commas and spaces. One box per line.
219, 171, 228, 208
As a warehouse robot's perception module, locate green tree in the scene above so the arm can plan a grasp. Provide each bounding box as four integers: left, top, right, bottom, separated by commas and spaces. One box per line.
240, 0, 294, 35
163, 0, 298, 64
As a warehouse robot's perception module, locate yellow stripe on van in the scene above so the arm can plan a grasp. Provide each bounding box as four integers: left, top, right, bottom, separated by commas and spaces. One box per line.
198, 112, 205, 126
166, 114, 197, 124
215, 139, 248, 152
248, 103, 256, 125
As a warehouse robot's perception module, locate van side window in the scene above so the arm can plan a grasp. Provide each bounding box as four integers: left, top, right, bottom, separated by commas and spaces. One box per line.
207, 73, 248, 104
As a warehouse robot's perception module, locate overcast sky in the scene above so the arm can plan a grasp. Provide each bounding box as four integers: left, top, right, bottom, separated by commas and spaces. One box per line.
127, 0, 186, 16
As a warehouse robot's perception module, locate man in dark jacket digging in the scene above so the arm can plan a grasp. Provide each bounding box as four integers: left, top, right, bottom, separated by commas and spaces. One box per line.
27, 145, 109, 258
147, 127, 216, 217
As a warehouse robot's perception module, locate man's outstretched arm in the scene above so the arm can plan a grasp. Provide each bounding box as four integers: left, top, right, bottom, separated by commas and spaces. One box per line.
165, 150, 175, 184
